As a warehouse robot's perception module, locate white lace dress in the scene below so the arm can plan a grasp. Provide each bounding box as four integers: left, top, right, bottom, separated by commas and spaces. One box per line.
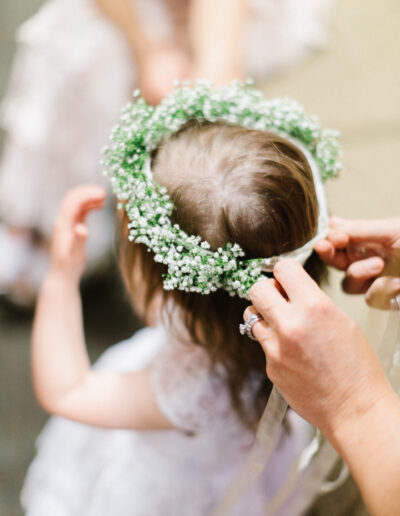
21, 326, 312, 516
0, 0, 333, 254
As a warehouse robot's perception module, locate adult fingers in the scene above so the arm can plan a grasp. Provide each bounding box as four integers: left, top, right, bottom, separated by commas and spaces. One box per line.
314, 238, 350, 270
249, 278, 288, 327
326, 229, 350, 249
364, 276, 400, 310
331, 217, 400, 245
243, 305, 270, 342
341, 257, 385, 295
272, 259, 321, 304
242, 305, 279, 358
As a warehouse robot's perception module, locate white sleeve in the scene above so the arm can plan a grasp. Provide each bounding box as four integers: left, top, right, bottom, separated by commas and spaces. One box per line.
149, 339, 232, 433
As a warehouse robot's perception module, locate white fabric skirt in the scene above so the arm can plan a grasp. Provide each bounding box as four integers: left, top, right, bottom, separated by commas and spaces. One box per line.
21, 326, 314, 516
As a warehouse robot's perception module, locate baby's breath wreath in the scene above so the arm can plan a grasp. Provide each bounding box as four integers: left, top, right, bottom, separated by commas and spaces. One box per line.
103, 79, 342, 299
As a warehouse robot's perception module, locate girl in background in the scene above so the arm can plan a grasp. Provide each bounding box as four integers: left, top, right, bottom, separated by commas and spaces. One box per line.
0, 0, 333, 304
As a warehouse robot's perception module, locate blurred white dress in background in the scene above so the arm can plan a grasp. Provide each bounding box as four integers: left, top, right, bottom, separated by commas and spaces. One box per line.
21, 326, 313, 515
0, 0, 333, 290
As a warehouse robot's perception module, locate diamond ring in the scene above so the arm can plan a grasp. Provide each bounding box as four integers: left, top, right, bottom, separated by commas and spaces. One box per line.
239, 313, 264, 341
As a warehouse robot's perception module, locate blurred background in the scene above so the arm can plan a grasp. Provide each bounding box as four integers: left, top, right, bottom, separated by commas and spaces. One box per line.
0, 0, 399, 514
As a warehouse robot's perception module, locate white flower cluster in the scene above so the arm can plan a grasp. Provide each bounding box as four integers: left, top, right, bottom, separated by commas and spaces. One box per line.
102, 80, 342, 299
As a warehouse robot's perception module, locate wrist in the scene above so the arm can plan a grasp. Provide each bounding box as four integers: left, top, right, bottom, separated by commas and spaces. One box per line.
126, 32, 156, 63
47, 264, 81, 288
135, 42, 180, 66
325, 388, 400, 516
327, 382, 399, 457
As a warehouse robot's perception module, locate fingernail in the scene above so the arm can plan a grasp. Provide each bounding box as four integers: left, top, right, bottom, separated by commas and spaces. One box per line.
369, 258, 383, 273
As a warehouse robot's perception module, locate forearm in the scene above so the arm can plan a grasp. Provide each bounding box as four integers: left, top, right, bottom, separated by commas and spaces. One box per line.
328, 389, 400, 516
94, 0, 151, 59
32, 271, 90, 411
248, 265, 400, 514
189, 0, 247, 84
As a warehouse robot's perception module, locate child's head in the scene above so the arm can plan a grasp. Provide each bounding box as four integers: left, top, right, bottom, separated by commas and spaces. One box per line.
118, 121, 326, 427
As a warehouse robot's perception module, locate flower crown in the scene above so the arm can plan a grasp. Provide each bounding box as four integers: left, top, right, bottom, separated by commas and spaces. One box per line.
103, 80, 342, 299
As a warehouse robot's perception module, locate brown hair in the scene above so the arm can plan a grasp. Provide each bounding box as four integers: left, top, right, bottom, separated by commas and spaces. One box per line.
118, 122, 327, 429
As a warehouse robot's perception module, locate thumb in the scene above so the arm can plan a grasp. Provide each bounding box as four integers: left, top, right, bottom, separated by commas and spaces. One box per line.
365, 276, 400, 310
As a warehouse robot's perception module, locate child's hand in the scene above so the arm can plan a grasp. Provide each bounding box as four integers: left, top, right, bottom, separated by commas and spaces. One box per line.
137, 45, 190, 105
50, 185, 106, 283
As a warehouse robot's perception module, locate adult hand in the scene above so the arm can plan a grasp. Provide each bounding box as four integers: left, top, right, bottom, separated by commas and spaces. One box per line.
245, 259, 392, 440
315, 217, 400, 309
137, 45, 190, 105
245, 260, 400, 516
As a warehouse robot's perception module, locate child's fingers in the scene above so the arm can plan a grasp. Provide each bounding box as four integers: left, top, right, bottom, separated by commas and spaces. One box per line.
57, 185, 106, 232
75, 223, 89, 240
75, 193, 106, 225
